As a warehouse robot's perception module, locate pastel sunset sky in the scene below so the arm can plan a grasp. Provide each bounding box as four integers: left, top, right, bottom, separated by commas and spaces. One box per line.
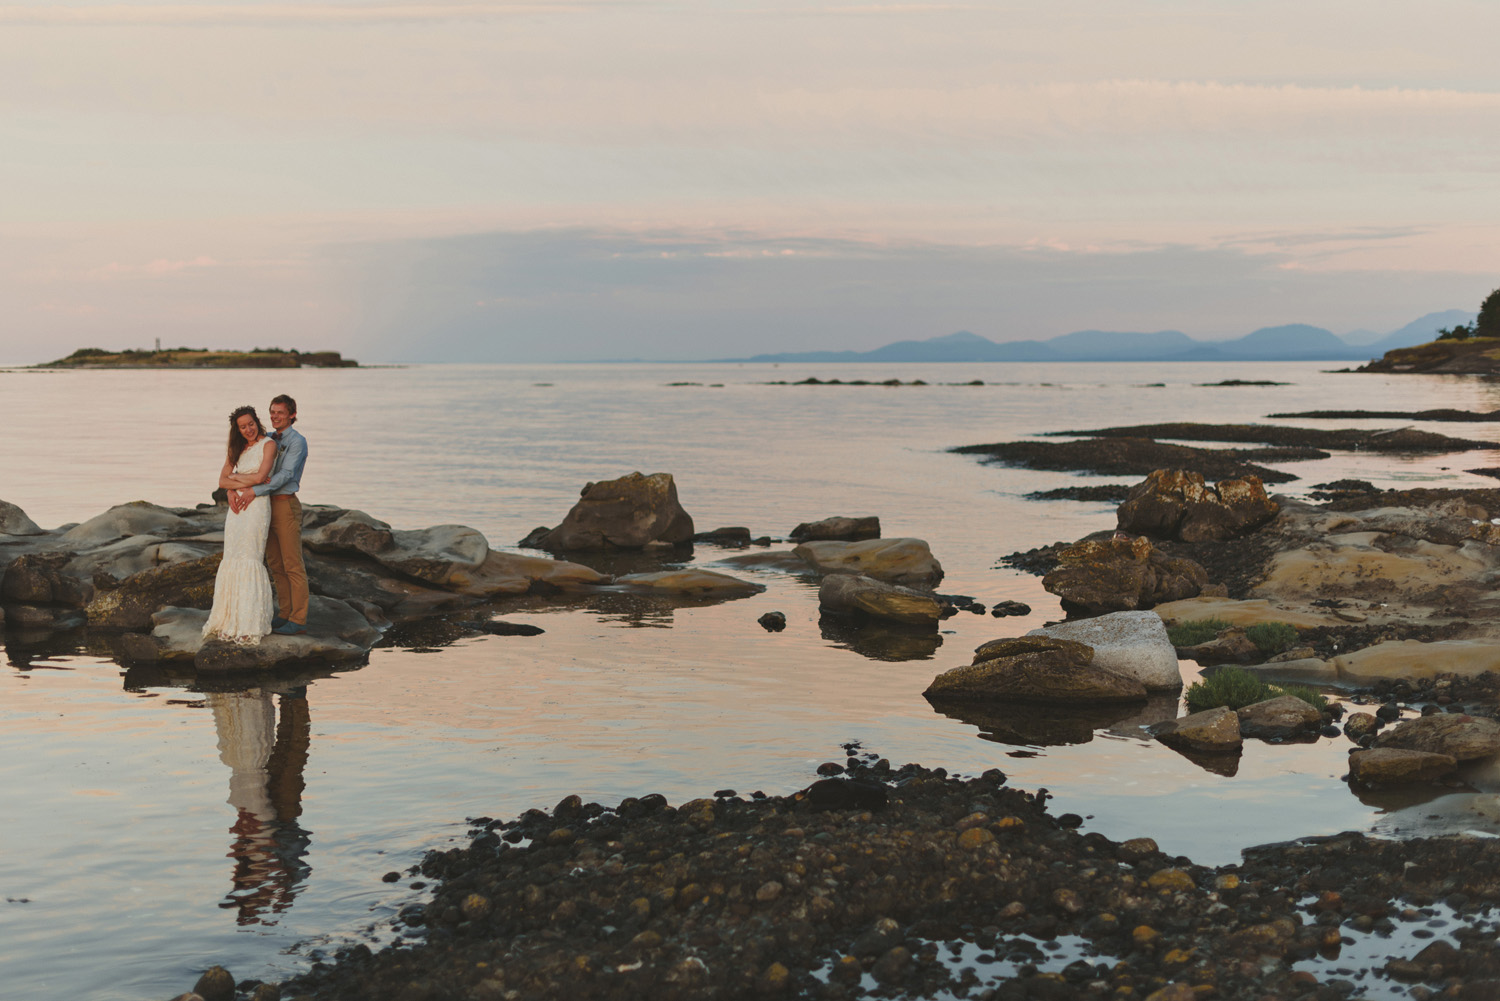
5, 0, 1499, 362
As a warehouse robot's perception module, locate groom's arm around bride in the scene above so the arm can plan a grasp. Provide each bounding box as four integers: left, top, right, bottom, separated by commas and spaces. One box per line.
237, 394, 309, 635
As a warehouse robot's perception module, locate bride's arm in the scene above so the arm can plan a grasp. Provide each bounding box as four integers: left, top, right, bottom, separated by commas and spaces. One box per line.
227, 439, 278, 499
217, 457, 242, 490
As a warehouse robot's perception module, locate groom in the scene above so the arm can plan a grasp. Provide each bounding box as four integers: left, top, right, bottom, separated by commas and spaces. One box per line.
233, 394, 309, 635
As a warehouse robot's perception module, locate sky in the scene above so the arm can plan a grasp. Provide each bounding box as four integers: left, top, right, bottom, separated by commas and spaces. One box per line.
3, 0, 1499, 363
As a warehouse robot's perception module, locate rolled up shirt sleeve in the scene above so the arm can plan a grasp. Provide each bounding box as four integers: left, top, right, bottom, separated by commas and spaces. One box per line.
252, 434, 307, 496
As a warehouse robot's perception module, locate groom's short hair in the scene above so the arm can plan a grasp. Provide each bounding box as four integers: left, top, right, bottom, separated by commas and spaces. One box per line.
271, 393, 298, 424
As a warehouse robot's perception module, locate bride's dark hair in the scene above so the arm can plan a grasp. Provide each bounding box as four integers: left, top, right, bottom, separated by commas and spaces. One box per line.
227, 405, 268, 463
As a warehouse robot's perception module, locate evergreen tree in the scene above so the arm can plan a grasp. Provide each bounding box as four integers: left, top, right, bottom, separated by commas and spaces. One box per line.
1478, 287, 1500, 338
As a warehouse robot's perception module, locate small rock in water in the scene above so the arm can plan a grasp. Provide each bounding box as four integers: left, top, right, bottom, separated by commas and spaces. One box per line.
816, 761, 845, 776
191, 966, 236, 1001
804, 778, 888, 812
382, 871, 401, 883
757, 611, 787, 632
476, 620, 545, 637
990, 600, 1032, 618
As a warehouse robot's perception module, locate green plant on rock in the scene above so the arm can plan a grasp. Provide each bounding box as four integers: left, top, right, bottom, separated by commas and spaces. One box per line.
1166, 618, 1229, 648
1244, 621, 1298, 656
1184, 667, 1328, 714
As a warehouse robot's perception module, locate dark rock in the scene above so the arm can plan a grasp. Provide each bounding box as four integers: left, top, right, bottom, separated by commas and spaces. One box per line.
474, 621, 545, 637
531, 472, 694, 551
516, 526, 552, 548
951, 437, 1300, 483
1147, 706, 1243, 753
692, 526, 751, 545
788, 516, 880, 542
2, 552, 95, 607
1116, 469, 1279, 542
803, 778, 887, 811
1236, 696, 1323, 739
990, 600, 1032, 617
192, 965, 236, 1001
84, 553, 221, 630
757, 611, 787, 632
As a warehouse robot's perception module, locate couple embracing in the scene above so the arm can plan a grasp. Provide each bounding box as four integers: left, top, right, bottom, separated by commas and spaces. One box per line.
201, 394, 310, 644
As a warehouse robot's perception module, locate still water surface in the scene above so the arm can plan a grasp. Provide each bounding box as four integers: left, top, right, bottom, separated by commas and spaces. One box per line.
5, 361, 1500, 999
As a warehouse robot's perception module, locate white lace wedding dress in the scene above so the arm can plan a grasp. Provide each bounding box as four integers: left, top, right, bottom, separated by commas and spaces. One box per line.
202, 438, 277, 644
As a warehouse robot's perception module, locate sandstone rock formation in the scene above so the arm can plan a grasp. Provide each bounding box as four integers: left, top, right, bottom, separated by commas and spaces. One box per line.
1147, 706, 1242, 753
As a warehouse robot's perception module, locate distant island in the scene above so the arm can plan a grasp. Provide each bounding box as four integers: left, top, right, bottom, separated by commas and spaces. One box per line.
38, 347, 359, 369
711, 310, 1475, 364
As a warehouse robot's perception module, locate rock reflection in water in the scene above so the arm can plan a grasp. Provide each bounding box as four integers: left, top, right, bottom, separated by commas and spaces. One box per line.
928, 694, 1181, 749
207, 685, 313, 926
819, 615, 943, 661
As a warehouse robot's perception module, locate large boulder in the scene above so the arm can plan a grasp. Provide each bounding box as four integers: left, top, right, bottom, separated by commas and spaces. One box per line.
789, 516, 880, 542
0, 500, 45, 536
59, 501, 189, 548
1236, 695, 1323, 739
1147, 706, 1242, 753
924, 637, 1147, 703
85, 553, 222, 629
533, 472, 694, 551
1374, 714, 1500, 761
1116, 469, 1279, 542
613, 569, 763, 598
2, 552, 95, 607
819, 574, 948, 627
1348, 748, 1457, 785
793, 538, 944, 586
1042, 537, 1208, 615
1025, 610, 1181, 690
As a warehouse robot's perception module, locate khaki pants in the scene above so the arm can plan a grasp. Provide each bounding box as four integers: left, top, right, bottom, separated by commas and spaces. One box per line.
266, 494, 308, 625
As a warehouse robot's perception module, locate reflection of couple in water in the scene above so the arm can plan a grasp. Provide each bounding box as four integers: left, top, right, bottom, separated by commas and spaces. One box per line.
201, 394, 310, 643
198, 394, 316, 921
208, 685, 313, 924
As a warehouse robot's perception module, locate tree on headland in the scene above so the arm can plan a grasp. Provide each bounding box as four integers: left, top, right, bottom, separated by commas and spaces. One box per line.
1477, 286, 1500, 339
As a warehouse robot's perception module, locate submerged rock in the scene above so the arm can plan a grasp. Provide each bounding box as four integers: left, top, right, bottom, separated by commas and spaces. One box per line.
612, 569, 763, 597
788, 516, 880, 542
819, 574, 948, 626
1025, 609, 1182, 690
530, 472, 694, 550
1116, 468, 1279, 542
793, 538, 943, 586
1042, 536, 1208, 615
925, 637, 1147, 703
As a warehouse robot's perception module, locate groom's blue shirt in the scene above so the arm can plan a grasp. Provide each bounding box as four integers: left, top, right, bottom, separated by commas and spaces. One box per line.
252, 426, 307, 497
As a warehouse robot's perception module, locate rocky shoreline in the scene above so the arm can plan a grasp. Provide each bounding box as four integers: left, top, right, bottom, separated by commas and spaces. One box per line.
166, 755, 1500, 1001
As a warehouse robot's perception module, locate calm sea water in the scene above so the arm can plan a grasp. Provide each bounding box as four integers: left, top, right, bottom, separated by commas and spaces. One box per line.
4, 361, 1500, 1000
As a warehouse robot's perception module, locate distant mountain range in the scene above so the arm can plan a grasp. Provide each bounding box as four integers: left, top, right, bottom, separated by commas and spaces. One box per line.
715, 310, 1476, 364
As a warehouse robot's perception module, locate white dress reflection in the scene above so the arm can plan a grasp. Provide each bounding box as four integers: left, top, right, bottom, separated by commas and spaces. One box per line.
207, 685, 313, 925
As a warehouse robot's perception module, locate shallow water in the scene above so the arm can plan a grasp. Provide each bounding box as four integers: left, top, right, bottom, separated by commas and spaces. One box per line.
5, 360, 1500, 999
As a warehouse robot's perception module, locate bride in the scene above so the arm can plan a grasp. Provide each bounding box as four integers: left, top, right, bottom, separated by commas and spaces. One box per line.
203, 405, 280, 643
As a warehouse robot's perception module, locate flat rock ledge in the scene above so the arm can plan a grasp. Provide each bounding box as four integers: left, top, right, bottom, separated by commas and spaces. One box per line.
213, 762, 1500, 1001
0, 496, 766, 674
793, 538, 944, 587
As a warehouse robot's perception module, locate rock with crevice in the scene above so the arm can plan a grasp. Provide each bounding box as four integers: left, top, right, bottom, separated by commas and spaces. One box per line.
85, 553, 223, 629
1117, 468, 1279, 542
2, 551, 95, 607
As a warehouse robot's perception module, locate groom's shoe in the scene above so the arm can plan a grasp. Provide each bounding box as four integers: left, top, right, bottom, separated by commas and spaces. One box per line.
272, 616, 289, 629
273, 620, 307, 635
